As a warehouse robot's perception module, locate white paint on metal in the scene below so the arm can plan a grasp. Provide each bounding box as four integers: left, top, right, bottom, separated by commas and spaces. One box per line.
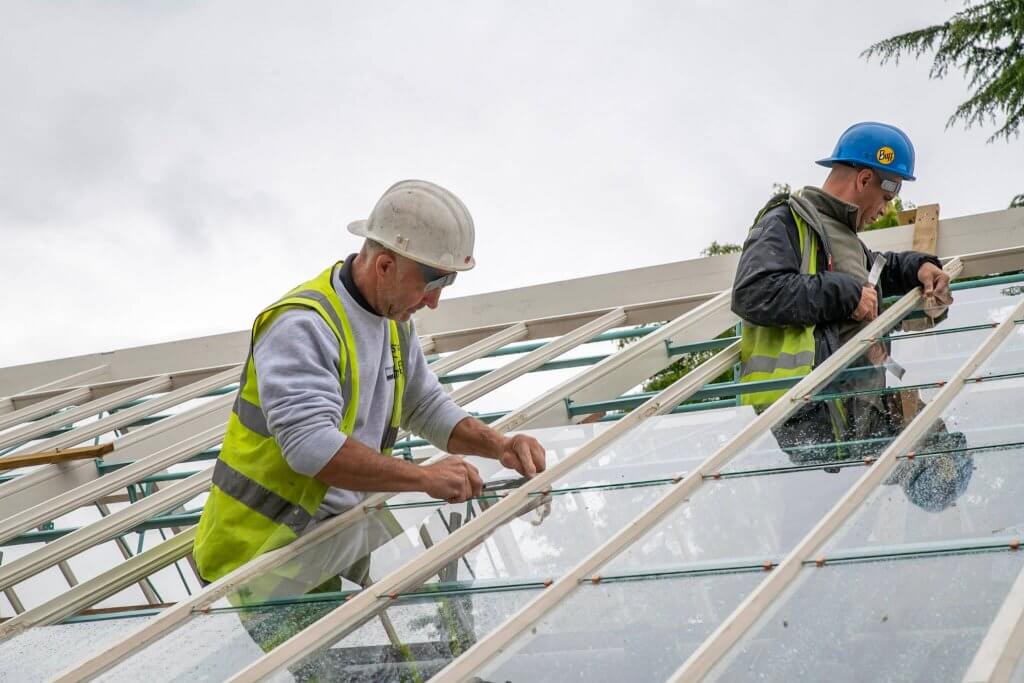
0, 529, 196, 640
667, 267, 1024, 683
220, 341, 741, 681
963, 559, 1024, 683
53, 291, 733, 682
0, 469, 210, 592
0, 387, 92, 433
0, 375, 173, 453
432, 260, 965, 682
0, 424, 224, 546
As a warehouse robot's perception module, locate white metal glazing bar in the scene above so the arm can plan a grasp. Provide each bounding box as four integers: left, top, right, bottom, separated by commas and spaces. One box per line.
0, 528, 196, 640
221, 343, 742, 680
667, 264, 1020, 683
448, 308, 627, 406
0, 387, 92, 433
0, 375, 173, 453
0, 364, 108, 416
0, 422, 224, 545
427, 322, 529, 378
432, 258, 964, 682
16, 366, 238, 454
0, 469, 210, 593
55, 291, 733, 682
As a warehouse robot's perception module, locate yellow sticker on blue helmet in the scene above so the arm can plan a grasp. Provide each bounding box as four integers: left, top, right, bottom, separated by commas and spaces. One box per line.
876, 146, 895, 165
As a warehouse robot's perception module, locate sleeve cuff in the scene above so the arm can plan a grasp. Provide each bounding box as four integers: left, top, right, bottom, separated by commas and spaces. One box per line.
419, 403, 471, 452
282, 427, 347, 477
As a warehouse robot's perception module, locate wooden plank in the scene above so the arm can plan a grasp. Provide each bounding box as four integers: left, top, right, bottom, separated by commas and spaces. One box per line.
0, 444, 113, 472
897, 207, 918, 226
911, 203, 940, 254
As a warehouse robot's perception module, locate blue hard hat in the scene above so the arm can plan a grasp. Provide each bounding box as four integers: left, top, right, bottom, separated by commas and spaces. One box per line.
816, 121, 916, 181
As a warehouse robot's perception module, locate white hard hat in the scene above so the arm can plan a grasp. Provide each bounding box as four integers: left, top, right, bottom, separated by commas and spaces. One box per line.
347, 180, 476, 272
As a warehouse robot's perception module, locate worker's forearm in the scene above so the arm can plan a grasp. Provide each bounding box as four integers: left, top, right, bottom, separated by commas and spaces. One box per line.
314, 436, 426, 492
446, 416, 504, 460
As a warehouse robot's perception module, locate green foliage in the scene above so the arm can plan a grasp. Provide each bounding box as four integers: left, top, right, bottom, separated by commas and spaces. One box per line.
641, 327, 737, 393
862, 1, 1024, 142
862, 197, 914, 231
1011, 193, 1024, 207
701, 241, 743, 256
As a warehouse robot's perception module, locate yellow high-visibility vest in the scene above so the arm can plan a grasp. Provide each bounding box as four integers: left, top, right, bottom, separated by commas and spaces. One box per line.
738, 207, 820, 410
194, 262, 406, 582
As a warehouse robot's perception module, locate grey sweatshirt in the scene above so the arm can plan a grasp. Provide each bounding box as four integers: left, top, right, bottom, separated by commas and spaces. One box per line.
252, 263, 469, 517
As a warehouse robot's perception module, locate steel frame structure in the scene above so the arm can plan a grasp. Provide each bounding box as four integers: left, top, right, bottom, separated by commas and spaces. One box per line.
0, 206, 1019, 682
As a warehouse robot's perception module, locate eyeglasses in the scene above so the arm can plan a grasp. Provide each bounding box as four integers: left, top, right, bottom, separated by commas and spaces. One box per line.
415, 261, 458, 291
875, 170, 902, 196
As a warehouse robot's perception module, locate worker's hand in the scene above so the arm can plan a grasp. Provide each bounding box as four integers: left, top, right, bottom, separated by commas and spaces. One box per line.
422, 455, 483, 503
866, 342, 888, 367
917, 262, 953, 317
497, 434, 546, 478
851, 285, 879, 322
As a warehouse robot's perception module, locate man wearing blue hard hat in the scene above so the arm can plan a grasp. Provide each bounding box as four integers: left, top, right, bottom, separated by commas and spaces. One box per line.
730, 122, 964, 501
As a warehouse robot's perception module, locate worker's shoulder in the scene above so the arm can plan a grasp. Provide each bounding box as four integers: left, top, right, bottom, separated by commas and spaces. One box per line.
255, 307, 335, 349
748, 194, 797, 240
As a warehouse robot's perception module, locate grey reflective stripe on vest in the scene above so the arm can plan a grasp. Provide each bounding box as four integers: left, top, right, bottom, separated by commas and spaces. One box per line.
212, 459, 311, 535
289, 289, 348, 344
231, 286, 354, 439
232, 363, 272, 437
741, 350, 815, 376
233, 394, 271, 437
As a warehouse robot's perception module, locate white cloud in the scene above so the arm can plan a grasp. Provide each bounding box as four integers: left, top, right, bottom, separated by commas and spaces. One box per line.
1, 0, 1020, 367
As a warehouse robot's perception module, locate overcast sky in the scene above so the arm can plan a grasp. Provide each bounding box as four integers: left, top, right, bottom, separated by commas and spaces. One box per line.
2, 0, 1020, 368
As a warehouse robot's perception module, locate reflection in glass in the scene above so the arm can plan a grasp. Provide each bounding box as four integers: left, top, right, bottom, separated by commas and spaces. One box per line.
286, 589, 535, 682
973, 319, 1024, 378
605, 467, 862, 574
554, 408, 756, 489
827, 446, 1024, 551
475, 571, 763, 683
0, 617, 147, 682
709, 551, 1024, 682
824, 378, 1024, 551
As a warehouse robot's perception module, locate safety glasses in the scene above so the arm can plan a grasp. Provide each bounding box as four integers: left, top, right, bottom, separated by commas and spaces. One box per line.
873, 169, 902, 196
416, 261, 458, 291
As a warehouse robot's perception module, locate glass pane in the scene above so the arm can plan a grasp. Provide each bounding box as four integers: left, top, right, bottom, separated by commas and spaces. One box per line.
1012, 649, 1024, 683
723, 296, 1013, 475
825, 378, 1024, 552
974, 318, 1024, 378
288, 588, 536, 681
726, 386, 939, 472
417, 483, 671, 585
393, 419, 616, 508
913, 281, 1024, 331
553, 408, 756, 489
99, 588, 538, 681
221, 483, 672, 608
605, 466, 864, 574
710, 550, 1024, 682
827, 445, 1023, 552
94, 608, 281, 682
886, 326, 990, 388
0, 617, 147, 681
475, 571, 763, 683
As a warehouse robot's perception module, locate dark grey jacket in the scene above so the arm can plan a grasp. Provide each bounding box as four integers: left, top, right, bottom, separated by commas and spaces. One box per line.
731, 189, 940, 366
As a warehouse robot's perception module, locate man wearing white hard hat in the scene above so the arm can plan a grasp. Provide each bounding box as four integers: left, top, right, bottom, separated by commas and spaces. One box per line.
194, 180, 546, 586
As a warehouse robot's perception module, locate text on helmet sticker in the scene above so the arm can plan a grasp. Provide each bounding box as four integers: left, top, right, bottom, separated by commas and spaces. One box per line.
876, 146, 895, 165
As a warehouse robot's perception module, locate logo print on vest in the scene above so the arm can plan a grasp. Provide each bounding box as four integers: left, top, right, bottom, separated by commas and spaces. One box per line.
876, 146, 895, 165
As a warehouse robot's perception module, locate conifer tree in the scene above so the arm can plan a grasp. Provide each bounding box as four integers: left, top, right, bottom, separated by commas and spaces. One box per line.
863, 1, 1024, 142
